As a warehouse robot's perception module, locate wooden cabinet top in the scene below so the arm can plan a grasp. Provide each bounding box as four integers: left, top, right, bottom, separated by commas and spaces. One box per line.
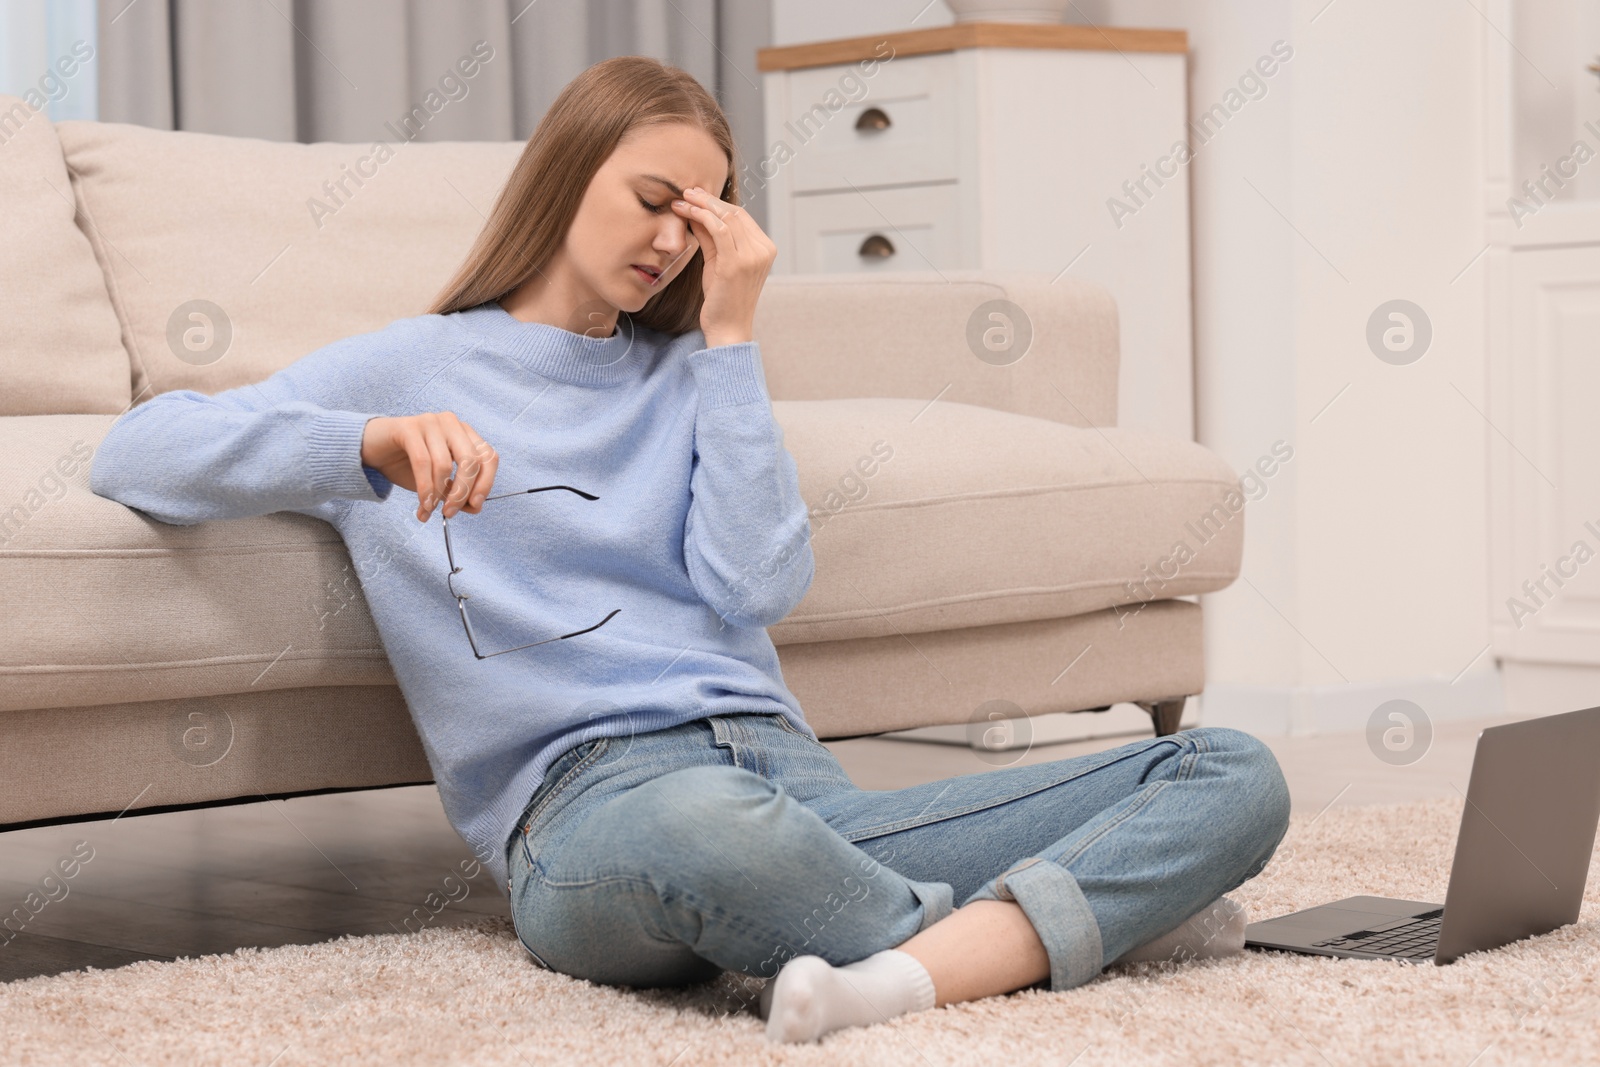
756, 22, 1187, 72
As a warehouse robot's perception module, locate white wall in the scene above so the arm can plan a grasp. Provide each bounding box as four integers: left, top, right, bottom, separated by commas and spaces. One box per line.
1098, 0, 1498, 732
772, 0, 1502, 734
1098, 0, 1300, 703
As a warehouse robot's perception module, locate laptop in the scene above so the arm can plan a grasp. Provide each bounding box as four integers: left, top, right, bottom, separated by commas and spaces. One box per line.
1244, 704, 1600, 965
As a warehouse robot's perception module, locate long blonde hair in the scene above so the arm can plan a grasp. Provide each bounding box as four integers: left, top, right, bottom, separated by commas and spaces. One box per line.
426, 55, 739, 335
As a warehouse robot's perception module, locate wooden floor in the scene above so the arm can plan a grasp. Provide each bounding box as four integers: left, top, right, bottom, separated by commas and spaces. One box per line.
0, 714, 1509, 984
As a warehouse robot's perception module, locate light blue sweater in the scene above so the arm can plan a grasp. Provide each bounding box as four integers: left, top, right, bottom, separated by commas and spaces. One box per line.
89, 301, 817, 895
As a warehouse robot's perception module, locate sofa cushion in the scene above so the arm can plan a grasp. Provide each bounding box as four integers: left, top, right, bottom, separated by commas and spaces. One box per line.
0, 95, 131, 416
0, 401, 1240, 713
0, 415, 397, 715
769, 397, 1244, 644
52, 119, 523, 405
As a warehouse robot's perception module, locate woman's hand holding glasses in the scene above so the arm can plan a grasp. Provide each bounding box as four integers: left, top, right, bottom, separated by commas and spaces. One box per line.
360, 412, 500, 523
362, 413, 616, 657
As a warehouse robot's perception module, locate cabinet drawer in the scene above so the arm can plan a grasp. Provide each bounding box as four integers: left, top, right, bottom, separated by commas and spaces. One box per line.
789, 182, 963, 273
784, 52, 959, 193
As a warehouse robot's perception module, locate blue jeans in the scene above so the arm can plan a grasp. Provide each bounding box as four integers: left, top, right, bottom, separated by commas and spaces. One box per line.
504, 712, 1289, 993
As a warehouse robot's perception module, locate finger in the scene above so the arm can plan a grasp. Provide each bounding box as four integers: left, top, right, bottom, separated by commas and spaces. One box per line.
445, 427, 497, 516
440, 427, 477, 518
462, 432, 498, 512
688, 188, 758, 244
418, 414, 456, 518
675, 192, 737, 258
674, 211, 716, 277
402, 423, 436, 521
439, 421, 479, 515
691, 214, 717, 271
687, 186, 735, 221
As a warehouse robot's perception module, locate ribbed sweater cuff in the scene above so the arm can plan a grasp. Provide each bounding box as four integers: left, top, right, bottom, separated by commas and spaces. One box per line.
687, 342, 768, 409
306, 410, 388, 502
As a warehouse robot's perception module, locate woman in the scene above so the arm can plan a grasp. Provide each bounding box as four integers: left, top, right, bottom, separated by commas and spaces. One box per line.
89, 56, 1290, 1045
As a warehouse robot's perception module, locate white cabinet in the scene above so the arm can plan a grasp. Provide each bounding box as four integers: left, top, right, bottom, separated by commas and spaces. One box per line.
1485, 0, 1600, 710
1491, 244, 1600, 664
790, 183, 965, 272
756, 24, 1194, 439
783, 50, 961, 193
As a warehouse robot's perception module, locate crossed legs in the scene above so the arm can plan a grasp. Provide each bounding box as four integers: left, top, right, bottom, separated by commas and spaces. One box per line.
512, 726, 1290, 1037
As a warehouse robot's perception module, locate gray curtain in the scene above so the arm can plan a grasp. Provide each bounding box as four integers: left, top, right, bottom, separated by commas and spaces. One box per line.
96, 0, 772, 223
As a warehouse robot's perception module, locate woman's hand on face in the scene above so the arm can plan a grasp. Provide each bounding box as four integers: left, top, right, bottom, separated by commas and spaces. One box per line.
670, 187, 776, 349
360, 413, 499, 523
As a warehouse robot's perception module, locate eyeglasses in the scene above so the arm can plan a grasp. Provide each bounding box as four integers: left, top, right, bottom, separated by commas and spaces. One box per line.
442, 484, 621, 659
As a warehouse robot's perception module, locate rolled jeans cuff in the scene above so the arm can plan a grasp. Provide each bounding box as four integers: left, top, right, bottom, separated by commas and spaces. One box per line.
972, 856, 1103, 991
902, 874, 954, 933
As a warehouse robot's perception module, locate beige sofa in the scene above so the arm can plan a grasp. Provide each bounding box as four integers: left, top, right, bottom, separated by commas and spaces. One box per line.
0, 96, 1244, 836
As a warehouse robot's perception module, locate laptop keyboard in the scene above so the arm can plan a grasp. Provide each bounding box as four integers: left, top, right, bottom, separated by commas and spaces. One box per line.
1311, 909, 1444, 959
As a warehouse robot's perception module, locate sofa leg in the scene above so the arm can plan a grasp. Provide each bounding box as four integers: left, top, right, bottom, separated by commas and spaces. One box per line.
1136, 697, 1187, 737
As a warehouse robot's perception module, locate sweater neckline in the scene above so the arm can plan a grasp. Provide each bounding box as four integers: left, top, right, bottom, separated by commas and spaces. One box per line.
466, 300, 648, 386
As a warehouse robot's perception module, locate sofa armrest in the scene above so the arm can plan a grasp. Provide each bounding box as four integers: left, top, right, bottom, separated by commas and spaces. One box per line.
751, 269, 1120, 429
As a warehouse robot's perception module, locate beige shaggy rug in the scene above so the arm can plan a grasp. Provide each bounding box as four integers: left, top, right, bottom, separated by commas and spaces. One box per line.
4, 795, 1598, 1066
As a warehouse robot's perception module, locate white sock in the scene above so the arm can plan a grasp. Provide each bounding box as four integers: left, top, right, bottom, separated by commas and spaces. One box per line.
760, 949, 937, 1044
1112, 896, 1248, 965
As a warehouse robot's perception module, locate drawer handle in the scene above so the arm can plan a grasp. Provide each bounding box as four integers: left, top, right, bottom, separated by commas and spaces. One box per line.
855, 107, 891, 133
858, 234, 895, 259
